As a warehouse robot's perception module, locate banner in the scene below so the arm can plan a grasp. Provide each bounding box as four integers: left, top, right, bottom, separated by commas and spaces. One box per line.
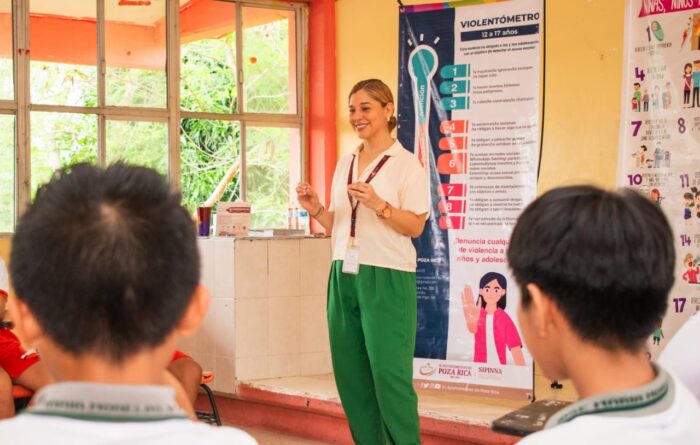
398, 0, 542, 400
619, 0, 700, 359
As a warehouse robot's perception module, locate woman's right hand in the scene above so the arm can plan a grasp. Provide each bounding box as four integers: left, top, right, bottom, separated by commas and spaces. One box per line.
296, 182, 321, 213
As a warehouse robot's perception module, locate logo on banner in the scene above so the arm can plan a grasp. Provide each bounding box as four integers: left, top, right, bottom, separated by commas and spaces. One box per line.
436, 364, 472, 378
419, 363, 437, 376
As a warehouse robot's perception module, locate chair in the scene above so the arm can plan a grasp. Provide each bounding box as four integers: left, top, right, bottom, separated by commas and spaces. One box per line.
12, 384, 33, 412
195, 371, 221, 426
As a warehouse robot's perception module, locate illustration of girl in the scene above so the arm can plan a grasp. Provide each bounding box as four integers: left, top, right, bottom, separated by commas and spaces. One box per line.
650, 188, 663, 207
662, 82, 672, 109
652, 85, 660, 109
461, 272, 525, 366
684, 63, 692, 106
682, 253, 700, 284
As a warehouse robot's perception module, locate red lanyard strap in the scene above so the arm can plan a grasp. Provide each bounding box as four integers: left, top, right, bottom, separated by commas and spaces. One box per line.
347, 154, 390, 238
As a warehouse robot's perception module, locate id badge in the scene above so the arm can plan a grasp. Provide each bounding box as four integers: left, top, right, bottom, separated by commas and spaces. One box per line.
342, 247, 360, 275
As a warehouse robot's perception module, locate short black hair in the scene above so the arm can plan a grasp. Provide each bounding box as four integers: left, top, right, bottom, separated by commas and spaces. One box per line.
10, 163, 199, 362
507, 186, 674, 351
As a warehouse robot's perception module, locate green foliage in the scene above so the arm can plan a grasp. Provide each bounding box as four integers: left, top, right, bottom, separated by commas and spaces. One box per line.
30, 112, 98, 195
106, 121, 168, 175
106, 67, 166, 108
0, 59, 12, 100
180, 118, 241, 212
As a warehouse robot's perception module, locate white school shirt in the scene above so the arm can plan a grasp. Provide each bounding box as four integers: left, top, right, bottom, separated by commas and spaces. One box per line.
329, 140, 430, 272
518, 367, 700, 445
0, 382, 258, 445
659, 314, 700, 402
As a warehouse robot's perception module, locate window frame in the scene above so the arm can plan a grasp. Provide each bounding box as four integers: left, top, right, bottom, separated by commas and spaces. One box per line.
1, 0, 307, 231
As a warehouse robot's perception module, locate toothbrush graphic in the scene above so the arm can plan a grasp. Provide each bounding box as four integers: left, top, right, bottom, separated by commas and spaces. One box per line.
408, 44, 439, 170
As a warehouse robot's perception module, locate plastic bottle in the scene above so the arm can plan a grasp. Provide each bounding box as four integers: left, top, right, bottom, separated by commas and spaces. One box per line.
298, 209, 310, 235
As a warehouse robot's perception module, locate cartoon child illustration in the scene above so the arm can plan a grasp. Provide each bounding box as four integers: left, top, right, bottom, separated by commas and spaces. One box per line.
662, 82, 672, 109
681, 18, 692, 49
682, 253, 700, 284
642, 88, 650, 111
652, 85, 661, 109
684, 192, 694, 224
652, 326, 664, 345
633, 82, 642, 112
639, 145, 648, 168
664, 150, 671, 168
692, 60, 700, 108
654, 144, 664, 167
461, 272, 525, 366
650, 20, 664, 42
684, 63, 692, 107
693, 187, 700, 219
650, 188, 663, 207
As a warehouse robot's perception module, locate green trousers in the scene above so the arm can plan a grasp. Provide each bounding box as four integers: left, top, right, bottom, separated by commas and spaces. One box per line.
327, 260, 420, 445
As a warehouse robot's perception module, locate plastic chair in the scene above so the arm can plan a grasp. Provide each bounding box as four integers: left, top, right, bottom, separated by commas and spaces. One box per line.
12, 384, 33, 411
195, 371, 221, 426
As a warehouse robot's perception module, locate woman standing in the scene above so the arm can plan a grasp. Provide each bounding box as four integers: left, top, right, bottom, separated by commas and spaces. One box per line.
296, 79, 428, 444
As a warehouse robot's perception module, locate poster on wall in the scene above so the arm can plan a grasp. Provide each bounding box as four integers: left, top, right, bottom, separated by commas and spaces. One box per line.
619, 0, 700, 359
397, 0, 542, 400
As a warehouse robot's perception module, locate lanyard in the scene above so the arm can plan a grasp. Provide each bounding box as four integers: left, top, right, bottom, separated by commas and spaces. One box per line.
347, 154, 390, 238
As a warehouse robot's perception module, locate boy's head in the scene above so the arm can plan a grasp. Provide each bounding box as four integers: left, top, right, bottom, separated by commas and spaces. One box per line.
633, 82, 640, 90
508, 186, 674, 379
10, 163, 203, 363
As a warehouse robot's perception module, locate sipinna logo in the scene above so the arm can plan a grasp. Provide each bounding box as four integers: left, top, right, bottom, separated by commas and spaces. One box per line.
419, 363, 437, 376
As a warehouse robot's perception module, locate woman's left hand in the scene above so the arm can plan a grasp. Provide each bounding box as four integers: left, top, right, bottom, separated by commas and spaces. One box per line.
347, 182, 384, 212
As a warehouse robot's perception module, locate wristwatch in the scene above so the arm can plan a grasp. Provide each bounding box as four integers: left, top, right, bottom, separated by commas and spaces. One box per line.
376, 201, 392, 219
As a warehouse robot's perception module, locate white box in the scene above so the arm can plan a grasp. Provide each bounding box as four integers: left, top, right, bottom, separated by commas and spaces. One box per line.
215, 202, 251, 237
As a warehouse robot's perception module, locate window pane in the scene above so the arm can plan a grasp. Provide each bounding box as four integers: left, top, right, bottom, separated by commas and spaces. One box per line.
180, 0, 237, 114
31, 112, 97, 194
180, 118, 240, 213
246, 126, 301, 228
106, 120, 167, 175
0, 114, 14, 231
106, 0, 166, 108
0, 0, 12, 101
29, 0, 97, 106
242, 7, 296, 114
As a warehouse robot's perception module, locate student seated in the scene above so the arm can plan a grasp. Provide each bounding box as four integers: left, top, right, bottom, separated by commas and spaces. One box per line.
0, 368, 11, 419
0, 258, 52, 419
507, 186, 700, 444
169, 350, 203, 406
0, 163, 256, 444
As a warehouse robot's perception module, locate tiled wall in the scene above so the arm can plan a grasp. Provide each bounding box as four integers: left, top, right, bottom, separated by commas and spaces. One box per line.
179, 237, 333, 395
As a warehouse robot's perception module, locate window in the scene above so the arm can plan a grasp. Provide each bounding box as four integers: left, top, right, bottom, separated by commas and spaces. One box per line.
0, 0, 13, 230
3, 0, 305, 232
179, 0, 303, 226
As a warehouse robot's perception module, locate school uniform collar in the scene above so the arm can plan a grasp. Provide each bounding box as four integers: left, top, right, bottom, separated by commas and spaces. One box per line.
352, 140, 405, 157
546, 364, 673, 428
26, 381, 188, 422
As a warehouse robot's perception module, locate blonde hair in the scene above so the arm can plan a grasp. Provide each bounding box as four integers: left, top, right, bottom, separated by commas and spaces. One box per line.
348, 79, 397, 132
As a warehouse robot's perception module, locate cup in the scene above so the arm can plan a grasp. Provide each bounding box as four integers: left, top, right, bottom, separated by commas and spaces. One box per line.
197, 206, 212, 237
